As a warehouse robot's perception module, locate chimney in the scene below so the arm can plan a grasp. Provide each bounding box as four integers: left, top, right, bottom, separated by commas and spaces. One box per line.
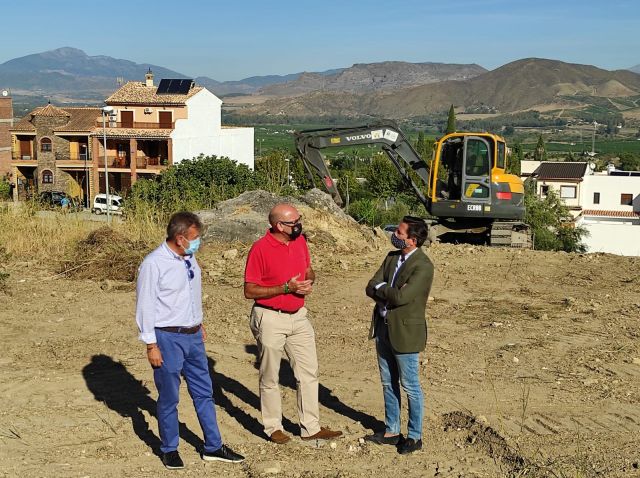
145, 68, 154, 87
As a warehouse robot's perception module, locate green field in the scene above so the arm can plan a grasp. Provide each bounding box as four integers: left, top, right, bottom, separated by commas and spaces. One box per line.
523, 139, 640, 155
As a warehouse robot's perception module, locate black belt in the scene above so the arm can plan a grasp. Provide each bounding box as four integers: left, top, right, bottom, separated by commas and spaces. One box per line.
254, 304, 300, 315
156, 324, 201, 334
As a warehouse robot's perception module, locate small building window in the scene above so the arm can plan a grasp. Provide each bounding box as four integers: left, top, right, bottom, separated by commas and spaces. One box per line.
593, 192, 600, 204
560, 186, 577, 199
40, 137, 52, 152
621, 193, 633, 206
540, 185, 549, 196
42, 169, 53, 184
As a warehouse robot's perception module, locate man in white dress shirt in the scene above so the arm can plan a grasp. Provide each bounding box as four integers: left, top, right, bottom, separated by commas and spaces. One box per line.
136, 212, 244, 470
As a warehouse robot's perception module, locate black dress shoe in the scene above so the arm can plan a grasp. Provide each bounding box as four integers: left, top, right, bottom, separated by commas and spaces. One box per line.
202, 444, 245, 463
363, 431, 401, 445
398, 438, 422, 455
161, 451, 185, 469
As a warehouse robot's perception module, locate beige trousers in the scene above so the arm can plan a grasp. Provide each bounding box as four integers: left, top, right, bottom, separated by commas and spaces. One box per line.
249, 306, 320, 438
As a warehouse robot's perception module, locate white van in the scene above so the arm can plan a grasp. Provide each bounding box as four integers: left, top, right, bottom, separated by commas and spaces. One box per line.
92, 194, 124, 215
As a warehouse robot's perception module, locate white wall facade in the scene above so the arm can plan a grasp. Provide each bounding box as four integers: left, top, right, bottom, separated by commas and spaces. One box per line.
536, 180, 583, 211
581, 174, 640, 212
576, 216, 640, 256
171, 89, 254, 168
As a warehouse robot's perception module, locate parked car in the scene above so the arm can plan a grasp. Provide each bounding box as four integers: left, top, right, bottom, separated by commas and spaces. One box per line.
92, 194, 124, 215
39, 191, 83, 211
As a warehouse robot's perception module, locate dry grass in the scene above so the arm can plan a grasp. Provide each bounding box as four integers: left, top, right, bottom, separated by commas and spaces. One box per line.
0, 207, 165, 280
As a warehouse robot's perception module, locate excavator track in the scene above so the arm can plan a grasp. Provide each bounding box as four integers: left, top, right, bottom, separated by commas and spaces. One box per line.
490, 221, 533, 248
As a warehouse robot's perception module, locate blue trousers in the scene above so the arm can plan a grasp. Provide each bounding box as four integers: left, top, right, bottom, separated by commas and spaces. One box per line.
154, 328, 222, 453
375, 322, 424, 440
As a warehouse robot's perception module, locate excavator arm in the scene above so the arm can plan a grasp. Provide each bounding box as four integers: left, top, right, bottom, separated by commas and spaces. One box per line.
294, 121, 431, 208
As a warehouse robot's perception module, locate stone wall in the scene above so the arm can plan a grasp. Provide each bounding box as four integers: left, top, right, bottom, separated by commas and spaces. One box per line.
31, 115, 72, 193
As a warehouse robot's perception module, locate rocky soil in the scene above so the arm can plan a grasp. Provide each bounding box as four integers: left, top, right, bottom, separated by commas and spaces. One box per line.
1, 194, 639, 477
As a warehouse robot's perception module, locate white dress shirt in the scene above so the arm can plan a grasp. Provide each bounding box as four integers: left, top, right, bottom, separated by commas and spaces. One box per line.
135, 242, 203, 344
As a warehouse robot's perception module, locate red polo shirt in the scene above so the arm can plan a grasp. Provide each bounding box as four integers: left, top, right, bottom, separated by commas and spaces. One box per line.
244, 229, 311, 312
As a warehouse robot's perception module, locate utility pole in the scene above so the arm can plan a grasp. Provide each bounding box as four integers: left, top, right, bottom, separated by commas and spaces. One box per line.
592, 121, 597, 155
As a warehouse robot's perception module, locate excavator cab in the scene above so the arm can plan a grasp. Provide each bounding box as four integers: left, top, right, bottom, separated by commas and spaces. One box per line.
429, 132, 525, 222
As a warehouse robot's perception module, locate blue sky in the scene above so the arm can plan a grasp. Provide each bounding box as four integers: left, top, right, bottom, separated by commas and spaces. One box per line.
1, 0, 639, 80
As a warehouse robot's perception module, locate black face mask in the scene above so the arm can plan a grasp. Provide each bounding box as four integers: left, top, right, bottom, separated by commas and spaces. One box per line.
288, 223, 303, 240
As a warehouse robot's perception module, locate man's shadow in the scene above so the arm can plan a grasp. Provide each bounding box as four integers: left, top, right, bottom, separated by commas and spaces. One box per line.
82, 354, 203, 456
244, 344, 384, 432
207, 356, 299, 437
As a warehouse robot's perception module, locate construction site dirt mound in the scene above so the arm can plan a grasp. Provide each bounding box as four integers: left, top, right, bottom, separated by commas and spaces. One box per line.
197, 188, 385, 253
62, 226, 149, 282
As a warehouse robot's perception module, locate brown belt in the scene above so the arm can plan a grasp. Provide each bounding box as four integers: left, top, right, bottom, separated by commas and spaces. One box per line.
156, 324, 201, 334
254, 304, 300, 315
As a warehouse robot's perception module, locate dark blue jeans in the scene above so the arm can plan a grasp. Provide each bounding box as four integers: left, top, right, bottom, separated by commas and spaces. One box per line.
375, 322, 424, 440
154, 328, 222, 453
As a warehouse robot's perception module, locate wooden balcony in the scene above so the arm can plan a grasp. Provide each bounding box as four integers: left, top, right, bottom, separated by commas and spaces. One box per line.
96, 156, 131, 168
12, 152, 36, 161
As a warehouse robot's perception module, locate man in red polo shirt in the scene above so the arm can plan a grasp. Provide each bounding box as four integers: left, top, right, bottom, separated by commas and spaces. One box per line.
244, 203, 342, 444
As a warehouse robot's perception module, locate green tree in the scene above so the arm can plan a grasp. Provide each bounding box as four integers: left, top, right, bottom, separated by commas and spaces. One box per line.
534, 134, 547, 161
446, 104, 456, 134
255, 149, 290, 195
618, 152, 640, 171
508, 142, 524, 175
127, 155, 258, 216
524, 184, 587, 252
364, 154, 402, 200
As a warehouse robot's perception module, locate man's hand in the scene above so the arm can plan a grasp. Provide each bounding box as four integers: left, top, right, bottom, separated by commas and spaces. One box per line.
202, 325, 207, 342
288, 274, 313, 295
147, 344, 163, 367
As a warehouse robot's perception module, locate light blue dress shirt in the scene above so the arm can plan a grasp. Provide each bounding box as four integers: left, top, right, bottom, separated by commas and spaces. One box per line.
136, 242, 203, 344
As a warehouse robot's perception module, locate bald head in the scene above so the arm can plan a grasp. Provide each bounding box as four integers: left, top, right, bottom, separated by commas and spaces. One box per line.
269, 203, 299, 227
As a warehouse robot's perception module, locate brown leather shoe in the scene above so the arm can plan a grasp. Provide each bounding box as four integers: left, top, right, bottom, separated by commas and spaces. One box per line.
301, 427, 343, 441
270, 430, 291, 444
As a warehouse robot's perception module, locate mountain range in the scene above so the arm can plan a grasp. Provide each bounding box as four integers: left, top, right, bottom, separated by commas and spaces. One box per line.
2, 47, 640, 120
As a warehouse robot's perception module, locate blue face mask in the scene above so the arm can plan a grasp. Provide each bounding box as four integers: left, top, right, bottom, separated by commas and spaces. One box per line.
183, 237, 201, 256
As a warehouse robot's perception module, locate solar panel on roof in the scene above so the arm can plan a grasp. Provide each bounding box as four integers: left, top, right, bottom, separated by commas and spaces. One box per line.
156, 79, 172, 94
156, 78, 193, 95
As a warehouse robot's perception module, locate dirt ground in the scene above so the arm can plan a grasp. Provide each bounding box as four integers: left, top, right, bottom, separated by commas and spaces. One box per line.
1, 240, 640, 477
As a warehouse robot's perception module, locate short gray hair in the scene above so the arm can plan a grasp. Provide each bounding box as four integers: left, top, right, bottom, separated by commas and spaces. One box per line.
167, 212, 203, 240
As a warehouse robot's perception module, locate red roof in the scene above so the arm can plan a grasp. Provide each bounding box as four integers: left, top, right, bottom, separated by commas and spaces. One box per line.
582, 209, 640, 218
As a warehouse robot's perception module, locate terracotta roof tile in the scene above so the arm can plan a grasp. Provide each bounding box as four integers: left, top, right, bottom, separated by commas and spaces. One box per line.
106, 81, 203, 105
54, 107, 101, 133
11, 105, 100, 134
10, 118, 36, 132
582, 209, 640, 218
32, 103, 70, 117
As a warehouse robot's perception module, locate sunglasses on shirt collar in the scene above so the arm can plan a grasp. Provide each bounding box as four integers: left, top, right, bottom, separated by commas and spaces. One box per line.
184, 259, 195, 281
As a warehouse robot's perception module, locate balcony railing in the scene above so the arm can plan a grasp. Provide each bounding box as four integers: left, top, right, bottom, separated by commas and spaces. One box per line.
96, 121, 175, 129
136, 157, 168, 169
12, 152, 36, 161
96, 156, 131, 168
55, 152, 90, 161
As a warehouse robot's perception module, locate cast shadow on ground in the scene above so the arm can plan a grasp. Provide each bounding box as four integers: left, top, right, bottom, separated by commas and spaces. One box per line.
82, 353, 294, 451
244, 344, 385, 432
82, 354, 203, 456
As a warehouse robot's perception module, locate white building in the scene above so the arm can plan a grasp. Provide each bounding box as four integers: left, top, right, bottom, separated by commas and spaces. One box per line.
524, 161, 640, 255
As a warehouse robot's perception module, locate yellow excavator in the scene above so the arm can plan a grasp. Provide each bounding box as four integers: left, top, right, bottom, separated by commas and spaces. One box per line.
294, 121, 531, 247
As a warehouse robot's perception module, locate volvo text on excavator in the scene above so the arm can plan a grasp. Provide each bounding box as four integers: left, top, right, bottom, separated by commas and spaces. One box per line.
294, 121, 532, 247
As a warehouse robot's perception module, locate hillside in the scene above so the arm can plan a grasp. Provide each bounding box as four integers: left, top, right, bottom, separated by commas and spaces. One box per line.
259, 61, 487, 96
237, 58, 640, 119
